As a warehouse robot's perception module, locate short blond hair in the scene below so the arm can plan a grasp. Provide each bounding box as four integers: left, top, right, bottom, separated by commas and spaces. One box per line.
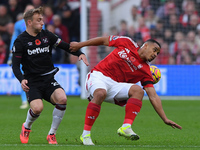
23, 6, 43, 25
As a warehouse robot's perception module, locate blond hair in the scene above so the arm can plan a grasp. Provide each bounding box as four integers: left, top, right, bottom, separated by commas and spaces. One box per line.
23, 6, 43, 25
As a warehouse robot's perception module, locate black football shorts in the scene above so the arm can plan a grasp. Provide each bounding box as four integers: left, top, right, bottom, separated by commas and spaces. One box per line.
26, 75, 64, 104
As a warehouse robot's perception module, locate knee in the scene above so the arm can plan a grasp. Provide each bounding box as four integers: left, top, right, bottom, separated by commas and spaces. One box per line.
58, 98, 67, 105
129, 85, 144, 100
31, 105, 43, 114
95, 89, 107, 99
92, 89, 107, 105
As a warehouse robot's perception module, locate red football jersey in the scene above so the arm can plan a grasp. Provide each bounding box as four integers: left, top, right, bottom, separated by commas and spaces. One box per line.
93, 36, 154, 88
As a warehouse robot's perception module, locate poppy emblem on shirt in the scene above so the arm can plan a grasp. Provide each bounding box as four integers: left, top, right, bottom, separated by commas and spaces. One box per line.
130, 56, 136, 62
35, 39, 41, 45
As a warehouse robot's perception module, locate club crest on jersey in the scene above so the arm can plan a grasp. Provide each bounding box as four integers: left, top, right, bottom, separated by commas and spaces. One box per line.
35, 39, 41, 45
42, 37, 48, 43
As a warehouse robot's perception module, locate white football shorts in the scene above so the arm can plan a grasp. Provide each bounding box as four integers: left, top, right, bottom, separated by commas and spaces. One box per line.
85, 71, 135, 105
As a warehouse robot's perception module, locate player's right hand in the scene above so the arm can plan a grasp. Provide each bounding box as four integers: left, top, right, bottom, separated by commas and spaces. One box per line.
164, 119, 182, 129
21, 79, 30, 92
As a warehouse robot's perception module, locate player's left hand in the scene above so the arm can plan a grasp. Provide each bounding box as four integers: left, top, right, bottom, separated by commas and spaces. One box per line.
79, 54, 89, 66
164, 119, 182, 129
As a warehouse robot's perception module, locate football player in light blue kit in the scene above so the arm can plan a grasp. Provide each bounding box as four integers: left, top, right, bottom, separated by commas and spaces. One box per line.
7, 5, 45, 109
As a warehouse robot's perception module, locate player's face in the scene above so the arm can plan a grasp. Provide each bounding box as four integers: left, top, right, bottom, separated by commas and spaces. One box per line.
146, 43, 160, 62
31, 13, 44, 33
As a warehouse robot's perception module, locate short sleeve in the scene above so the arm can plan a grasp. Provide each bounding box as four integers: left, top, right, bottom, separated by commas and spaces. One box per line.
108, 35, 139, 49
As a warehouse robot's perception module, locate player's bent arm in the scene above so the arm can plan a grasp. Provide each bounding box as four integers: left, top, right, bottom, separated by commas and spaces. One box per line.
12, 53, 24, 83
144, 87, 168, 122
57, 40, 84, 57
70, 36, 110, 52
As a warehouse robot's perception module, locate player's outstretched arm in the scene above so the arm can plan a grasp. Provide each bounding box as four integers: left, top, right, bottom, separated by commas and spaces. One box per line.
78, 54, 89, 66
70, 36, 109, 52
144, 87, 182, 130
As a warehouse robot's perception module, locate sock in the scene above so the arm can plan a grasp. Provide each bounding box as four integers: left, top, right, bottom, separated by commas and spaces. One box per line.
123, 98, 142, 125
24, 109, 40, 129
21, 90, 27, 103
83, 102, 101, 132
82, 130, 91, 137
48, 104, 66, 135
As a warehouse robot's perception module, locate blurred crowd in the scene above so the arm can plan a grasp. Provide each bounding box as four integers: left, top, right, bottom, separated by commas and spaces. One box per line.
99, 0, 200, 65
1, 0, 200, 65
0, 0, 80, 65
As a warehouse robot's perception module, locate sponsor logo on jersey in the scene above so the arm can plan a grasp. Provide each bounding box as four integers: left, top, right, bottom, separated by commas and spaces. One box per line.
27, 46, 50, 55
35, 39, 41, 45
118, 49, 143, 71
137, 64, 143, 69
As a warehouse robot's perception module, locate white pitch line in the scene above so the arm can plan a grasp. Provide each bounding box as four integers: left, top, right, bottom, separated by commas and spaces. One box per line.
1, 144, 200, 148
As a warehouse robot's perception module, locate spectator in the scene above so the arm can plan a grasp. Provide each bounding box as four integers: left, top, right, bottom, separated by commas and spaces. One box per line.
187, 30, 200, 61
46, 24, 65, 64
110, 26, 119, 35
163, 28, 174, 45
130, 5, 141, 30
0, 39, 6, 64
164, 14, 184, 37
179, 0, 197, 27
138, 0, 152, 18
154, 19, 165, 38
52, 14, 69, 43
128, 25, 142, 45
118, 20, 129, 36
61, 4, 81, 42
7, 0, 23, 22
43, 5, 54, 25
31, 0, 43, 8
184, 14, 200, 33
145, 8, 158, 28
137, 17, 151, 41
156, 0, 179, 20
4, 22, 14, 62
0, 5, 13, 34
176, 40, 193, 64
168, 55, 176, 64
169, 31, 185, 57
152, 42, 170, 64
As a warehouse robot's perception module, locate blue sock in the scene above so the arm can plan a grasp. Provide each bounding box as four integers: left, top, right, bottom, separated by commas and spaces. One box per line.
21, 90, 27, 103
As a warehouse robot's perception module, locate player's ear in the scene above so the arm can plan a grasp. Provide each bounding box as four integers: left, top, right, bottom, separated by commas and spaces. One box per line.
141, 43, 148, 49
27, 19, 32, 26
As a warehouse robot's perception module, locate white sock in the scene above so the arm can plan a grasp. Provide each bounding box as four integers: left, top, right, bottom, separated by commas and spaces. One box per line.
48, 107, 66, 135
122, 123, 131, 128
82, 130, 91, 137
24, 109, 40, 129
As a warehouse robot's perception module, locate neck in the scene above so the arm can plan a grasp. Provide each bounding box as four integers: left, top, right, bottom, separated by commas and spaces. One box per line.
26, 28, 38, 37
138, 48, 146, 61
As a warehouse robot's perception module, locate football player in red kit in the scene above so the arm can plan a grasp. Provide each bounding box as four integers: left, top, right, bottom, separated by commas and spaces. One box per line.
70, 36, 182, 145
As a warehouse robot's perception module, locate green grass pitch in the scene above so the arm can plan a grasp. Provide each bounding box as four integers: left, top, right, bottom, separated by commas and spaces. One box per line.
0, 95, 200, 150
